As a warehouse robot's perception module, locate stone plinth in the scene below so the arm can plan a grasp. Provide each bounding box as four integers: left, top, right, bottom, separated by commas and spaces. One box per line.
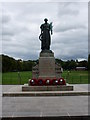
32, 50, 62, 79
39, 51, 56, 79
22, 85, 73, 91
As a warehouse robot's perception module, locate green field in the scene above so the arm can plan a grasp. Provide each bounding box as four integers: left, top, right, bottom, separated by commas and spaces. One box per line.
62, 70, 88, 84
2, 70, 88, 85
2, 71, 32, 85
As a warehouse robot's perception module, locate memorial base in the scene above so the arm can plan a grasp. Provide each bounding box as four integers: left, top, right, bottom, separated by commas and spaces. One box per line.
32, 50, 62, 79
22, 85, 73, 91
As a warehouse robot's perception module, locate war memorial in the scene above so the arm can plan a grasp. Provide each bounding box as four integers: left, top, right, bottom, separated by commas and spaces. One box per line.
22, 18, 73, 91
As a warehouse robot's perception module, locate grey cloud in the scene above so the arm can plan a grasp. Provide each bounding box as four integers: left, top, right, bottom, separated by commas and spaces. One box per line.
44, 0, 86, 1
2, 42, 40, 60
58, 3, 79, 17
2, 22, 34, 42
2, 36, 13, 42
51, 26, 88, 60
89, 2, 90, 54
52, 28, 88, 45
53, 3, 87, 33
58, 8, 78, 16
2, 29, 14, 36
53, 45, 88, 60
54, 23, 86, 33
2, 15, 11, 23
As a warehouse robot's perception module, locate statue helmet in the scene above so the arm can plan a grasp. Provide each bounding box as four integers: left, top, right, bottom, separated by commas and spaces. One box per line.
44, 18, 48, 22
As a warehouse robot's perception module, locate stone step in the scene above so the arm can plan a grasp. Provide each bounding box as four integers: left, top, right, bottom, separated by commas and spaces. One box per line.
3, 91, 89, 97
22, 85, 73, 91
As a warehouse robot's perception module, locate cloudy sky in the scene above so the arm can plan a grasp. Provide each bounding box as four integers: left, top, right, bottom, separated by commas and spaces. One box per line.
0, 0, 88, 61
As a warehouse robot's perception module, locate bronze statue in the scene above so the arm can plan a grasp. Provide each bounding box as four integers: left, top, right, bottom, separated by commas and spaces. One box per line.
39, 18, 53, 51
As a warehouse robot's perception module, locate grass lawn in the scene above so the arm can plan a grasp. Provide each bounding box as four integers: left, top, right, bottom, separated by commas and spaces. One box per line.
62, 70, 88, 84
2, 70, 88, 85
2, 71, 32, 85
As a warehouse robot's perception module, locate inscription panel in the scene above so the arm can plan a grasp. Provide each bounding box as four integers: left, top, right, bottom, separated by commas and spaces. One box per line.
39, 57, 55, 78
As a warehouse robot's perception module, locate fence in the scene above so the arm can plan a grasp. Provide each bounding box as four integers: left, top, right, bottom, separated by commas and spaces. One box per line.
2, 71, 88, 85
62, 70, 88, 84
2, 71, 32, 85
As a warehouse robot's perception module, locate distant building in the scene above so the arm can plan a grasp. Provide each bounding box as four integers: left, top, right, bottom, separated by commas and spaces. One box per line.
76, 67, 87, 71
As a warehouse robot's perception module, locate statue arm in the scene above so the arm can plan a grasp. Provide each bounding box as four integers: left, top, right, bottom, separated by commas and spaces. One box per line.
40, 24, 43, 34
51, 29, 53, 35
50, 22, 53, 35
41, 29, 43, 34
39, 25, 43, 41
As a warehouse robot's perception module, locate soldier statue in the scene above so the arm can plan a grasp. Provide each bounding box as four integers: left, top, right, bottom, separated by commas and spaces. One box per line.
39, 18, 53, 51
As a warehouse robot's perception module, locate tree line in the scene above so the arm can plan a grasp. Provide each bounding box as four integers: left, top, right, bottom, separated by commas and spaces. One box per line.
1, 54, 88, 72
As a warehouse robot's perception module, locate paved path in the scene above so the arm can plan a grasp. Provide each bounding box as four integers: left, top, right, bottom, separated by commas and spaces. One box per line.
2, 96, 89, 117
0, 84, 90, 117
2, 84, 90, 96
2, 84, 89, 92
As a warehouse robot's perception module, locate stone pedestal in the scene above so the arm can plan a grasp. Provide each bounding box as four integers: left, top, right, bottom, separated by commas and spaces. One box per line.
24, 50, 74, 91
39, 51, 55, 79
32, 50, 62, 79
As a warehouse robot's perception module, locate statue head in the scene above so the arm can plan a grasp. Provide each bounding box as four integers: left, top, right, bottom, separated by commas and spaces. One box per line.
44, 18, 48, 23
